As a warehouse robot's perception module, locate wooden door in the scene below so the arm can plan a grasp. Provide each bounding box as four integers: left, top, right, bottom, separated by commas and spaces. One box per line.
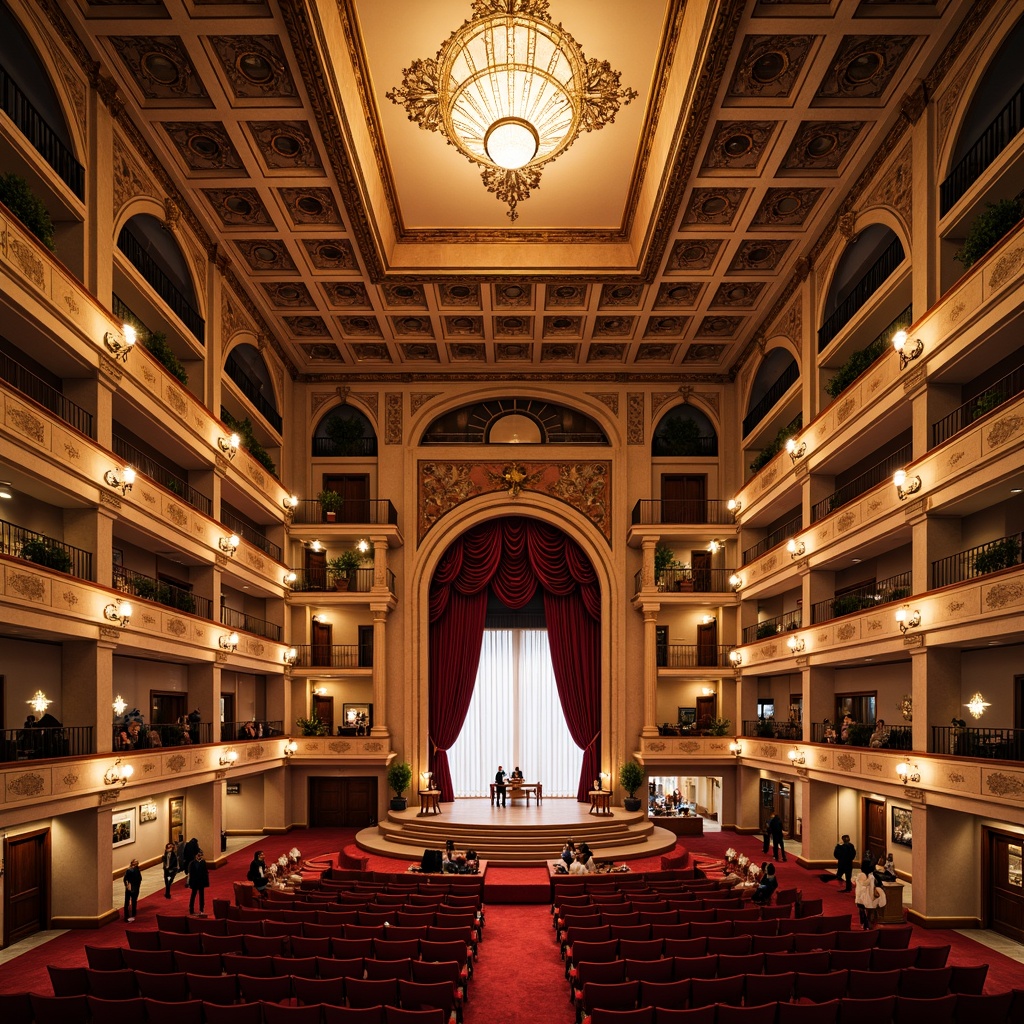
169, 795, 184, 845
779, 782, 794, 837
305, 546, 327, 590
656, 625, 668, 668
358, 625, 374, 668
3, 828, 49, 946
151, 692, 187, 728
863, 798, 886, 864
220, 693, 235, 742
697, 620, 718, 667
661, 475, 707, 523
691, 550, 712, 592
311, 620, 332, 667
313, 695, 334, 735
309, 777, 378, 827
695, 695, 716, 731
323, 474, 370, 524
987, 829, 1024, 943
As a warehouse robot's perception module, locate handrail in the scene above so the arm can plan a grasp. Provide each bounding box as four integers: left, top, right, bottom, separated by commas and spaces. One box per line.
642, 567, 740, 596
113, 722, 213, 748
650, 435, 718, 458
291, 498, 398, 526
1, 517, 92, 580
742, 514, 801, 565
930, 361, 1024, 448
287, 566, 393, 593
221, 606, 281, 642
810, 723, 912, 749
824, 304, 912, 402
932, 725, 1024, 760
221, 721, 285, 742
931, 531, 1023, 589
225, 351, 283, 434
311, 436, 379, 457
221, 504, 282, 562
741, 720, 802, 741
0, 726, 92, 763
289, 644, 370, 669
811, 443, 912, 522
658, 644, 733, 669
742, 610, 801, 645
113, 565, 212, 619
0, 349, 93, 438
631, 499, 734, 526
742, 360, 800, 438
112, 434, 212, 516
810, 571, 913, 624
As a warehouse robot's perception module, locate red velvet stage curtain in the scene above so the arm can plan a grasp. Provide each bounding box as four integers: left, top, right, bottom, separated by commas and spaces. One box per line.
428, 517, 601, 801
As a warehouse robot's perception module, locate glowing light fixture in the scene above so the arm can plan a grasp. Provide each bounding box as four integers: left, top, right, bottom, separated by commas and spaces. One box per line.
728, 650, 743, 667
219, 749, 239, 766
420, 770, 434, 789
729, 574, 743, 592
283, 571, 297, 586
357, 539, 371, 554
104, 758, 134, 786
965, 692, 991, 719
103, 599, 132, 628
104, 324, 136, 362
386, 0, 637, 221
27, 690, 51, 715
283, 647, 298, 666
896, 761, 920, 784
786, 438, 806, 461
892, 329, 923, 370
727, 498, 742, 515
0, 481, 11, 500
282, 495, 299, 516
787, 748, 806, 765
112, 694, 128, 717
787, 538, 805, 558
219, 534, 240, 556
219, 632, 239, 652
218, 434, 241, 459
895, 607, 921, 634
893, 469, 921, 500
729, 740, 743, 756
700, 614, 716, 625
104, 466, 136, 496
787, 636, 805, 654
284, 740, 298, 757
309, 540, 323, 553
707, 540, 723, 555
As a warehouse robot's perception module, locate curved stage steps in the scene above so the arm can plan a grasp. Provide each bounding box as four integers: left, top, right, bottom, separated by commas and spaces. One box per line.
356, 798, 678, 866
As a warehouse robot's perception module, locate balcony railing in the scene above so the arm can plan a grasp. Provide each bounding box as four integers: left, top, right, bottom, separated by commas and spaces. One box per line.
742, 360, 800, 438
0, 63, 85, 199
221, 506, 282, 562
809, 723, 912, 750
932, 725, 1024, 761
742, 611, 801, 645
0, 725, 92, 763
631, 499, 734, 526
638, 567, 739, 596
225, 351, 283, 434
811, 443, 913, 523
817, 237, 906, 351
810, 571, 913, 624
288, 566, 394, 593
742, 514, 802, 565
311, 436, 379, 458
1, 518, 92, 580
220, 720, 285, 742
117, 226, 205, 343
824, 305, 912, 402
651, 435, 718, 458
289, 644, 372, 669
112, 434, 212, 516
742, 720, 802, 741
0, 349, 93, 438
113, 722, 213, 749
940, 80, 1024, 216
930, 361, 1024, 448
221, 606, 281, 643
113, 565, 212, 619
657, 644, 733, 669
291, 499, 398, 527
931, 531, 1023, 589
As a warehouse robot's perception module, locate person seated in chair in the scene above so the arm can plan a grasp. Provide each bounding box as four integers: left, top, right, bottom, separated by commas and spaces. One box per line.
751, 862, 778, 905
510, 766, 524, 783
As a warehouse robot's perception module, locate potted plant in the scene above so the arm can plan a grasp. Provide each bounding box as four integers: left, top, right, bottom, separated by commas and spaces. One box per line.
974, 537, 1020, 575
0, 172, 55, 250
20, 537, 73, 573
709, 717, 731, 736
295, 710, 329, 736
954, 197, 1023, 269
328, 548, 366, 591
619, 759, 645, 812
654, 544, 675, 591
318, 489, 344, 523
388, 760, 413, 811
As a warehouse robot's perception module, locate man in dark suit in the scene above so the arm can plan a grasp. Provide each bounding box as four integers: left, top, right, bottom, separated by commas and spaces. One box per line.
834, 834, 857, 891
767, 812, 787, 861
494, 765, 508, 807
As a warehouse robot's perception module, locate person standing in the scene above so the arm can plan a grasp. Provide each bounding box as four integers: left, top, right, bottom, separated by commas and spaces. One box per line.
162, 842, 178, 899
188, 849, 209, 915
767, 812, 787, 861
123, 858, 142, 922
181, 836, 199, 883
762, 815, 771, 855
494, 765, 508, 807
854, 858, 881, 929
247, 850, 268, 898
834, 835, 856, 892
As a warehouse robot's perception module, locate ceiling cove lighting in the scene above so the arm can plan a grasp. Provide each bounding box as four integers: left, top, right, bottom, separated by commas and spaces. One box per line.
386, 0, 637, 221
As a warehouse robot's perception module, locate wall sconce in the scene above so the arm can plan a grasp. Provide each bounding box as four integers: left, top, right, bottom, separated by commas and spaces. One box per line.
282, 495, 299, 517
103, 758, 134, 786
700, 614, 716, 625
357, 539, 371, 554
219, 534, 240, 556
283, 571, 297, 586
283, 647, 298, 666
284, 740, 298, 757
729, 740, 743, 757
895, 607, 921, 634
219, 632, 239, 652
218, 433, 241, 459
309, 540, 323, 553
312, 686, 327, 696
728, 650, 743, 667
729, 574, 743, 592
27, 690, 52, 715
707, 540, 723, 555
787, 538, 805, 558
104, 324, 136, 362
896, 761, 920, 784
219, 749, 239, 766
893, 469, 921, 501
892, 329, 924, 370
112, 694, 127, 717
965, 693, 991, 719
311, 613, 328, 625
727, 498, 742, 515
701, 686, 717, 697
785, 438, 806, 461
103, 599, 133, 628
787, 748, 806, 765
104, 466, 136, 496
787, 636, 805, 653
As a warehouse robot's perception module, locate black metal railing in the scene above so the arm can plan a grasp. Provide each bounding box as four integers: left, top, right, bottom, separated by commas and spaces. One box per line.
742, 610, 802, 645
639, 567, 739, 596
811, 443, 913, 522
113, 565, 212, 619
931, 362, 1024, 448
291, 499, 398, 526
220, 720, 284, 742
742, 361, 800, 438
932, 725, 1024, 761
1, 518, 92, 580
221, 606, 281, 643
631, 499, 734, 525
931, 531, 1023, 589
117, 226, 205, 343
287, 566, 393, 593
810, 571, 913, 624
290, 644, 371, 669
742, 720, 803, 741
742, 514, 802, 565
817, 237, 906, 351
810, 723, 912, 750
940, 82, 1024, 216
311, 436, 379, 458
659, 644, 733, 669
112, 434, 212, 516
0, 725, 92, 763
221, 505, 282, 562
113, 722, 212, 749
0, 349, 93, 437
0, 63, 84, 199
824, 305, 913, 403
225, 352, 283, 434
651, 435, 719, 458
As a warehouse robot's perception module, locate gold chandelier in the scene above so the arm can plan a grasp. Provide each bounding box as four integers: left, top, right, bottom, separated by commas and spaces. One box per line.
386, 0, 637, 221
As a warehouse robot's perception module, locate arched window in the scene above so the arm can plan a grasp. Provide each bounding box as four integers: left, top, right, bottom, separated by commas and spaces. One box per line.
652, 406, 718, 457
224, 344, 281, 434
312, 405, 377, 458
743, 350, 799, 439
421, 398, 608, 445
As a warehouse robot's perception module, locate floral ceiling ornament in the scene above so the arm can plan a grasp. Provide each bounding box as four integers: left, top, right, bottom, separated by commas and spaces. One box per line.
501, 463, 528, 498
386, 0, 637, 221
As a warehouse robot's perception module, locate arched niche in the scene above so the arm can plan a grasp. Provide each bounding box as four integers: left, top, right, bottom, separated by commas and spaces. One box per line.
224, 341, 282, 435
743, 348, 800, 442
420, 396, 609, 445
312, 404, 378, 458
651, 403, 718, 458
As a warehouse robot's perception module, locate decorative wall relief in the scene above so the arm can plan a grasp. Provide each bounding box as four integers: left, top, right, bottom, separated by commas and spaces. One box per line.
385, 393, 403, 444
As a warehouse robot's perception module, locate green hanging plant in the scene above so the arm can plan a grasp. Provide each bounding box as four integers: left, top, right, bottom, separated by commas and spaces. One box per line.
143, 331, 189, 385
954, 198, 1023, 269
296, 710, 329, 736
0, 173, 55, 250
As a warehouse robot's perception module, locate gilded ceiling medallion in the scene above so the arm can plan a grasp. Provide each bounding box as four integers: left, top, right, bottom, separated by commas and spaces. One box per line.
162, 121, 243, 170
321, 282, 371, 309
587, 344, 627, 362
816, 36, 916, 100
209, 35, 296, 99
338, 316, 383, 339
667, 239, 723, 271
543, 316, 582, 338
443, 316, 484, 337
438, 282, 481, 307
284, 316, 329, 338
299, 343, 343, 361
399, 343, 440, 361
728, 35, 814, 99
697, 316, 742, 338
782, 122, 863, 170
644, 317, 689, 337
235, 239, 296, 272
546, 284, 588, 307
729, 239, 791, 273
682, 188, 747, 225
683, 344, 727, 362
390, 316, 434, 338
279, 187, 342, 225
635, 343, 679, 361
654, 283, 702, 308
540, 343, 580, 362
752, 187, 823, 226
448, 343, 487, 361
111, 36, 209, 101
262, 282, 315, 308
495, 343, 534, 361
599, 284, 644, 308
710, 282, 764, 308
493, 282, 532, 307
593, 316, 635, 337
350, 343, 391, 360
386, 0, 637, 221
301, 239, 357, 271
703, 121, 777, 170
494, 316, 533, 338
382, 283, 428, 308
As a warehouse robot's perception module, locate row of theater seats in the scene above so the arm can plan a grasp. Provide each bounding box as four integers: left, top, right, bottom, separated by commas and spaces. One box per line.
556, 910, 836, 941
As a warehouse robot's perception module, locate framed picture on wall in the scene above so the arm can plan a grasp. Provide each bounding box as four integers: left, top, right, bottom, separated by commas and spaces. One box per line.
139, 802, 157, 823
342, 703, 373, 734
112, 808, 136, 848
226, 783, 240, 795
891, 806, 913, 847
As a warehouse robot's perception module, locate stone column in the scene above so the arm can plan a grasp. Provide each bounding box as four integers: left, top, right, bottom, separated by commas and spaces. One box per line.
63, 639, 115, 754
188, 662, 220, 746
641, 605, 660, 737
51, 806, 118, 928
370, 605, 389, 737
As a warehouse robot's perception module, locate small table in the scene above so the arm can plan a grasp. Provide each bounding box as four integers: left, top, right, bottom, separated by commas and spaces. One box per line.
418, 789, 441, 815
489, 782, 542, 805
589, 789, 612, 815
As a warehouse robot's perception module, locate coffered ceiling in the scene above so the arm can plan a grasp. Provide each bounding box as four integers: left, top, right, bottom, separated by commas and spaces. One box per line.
57, 0, 974, 380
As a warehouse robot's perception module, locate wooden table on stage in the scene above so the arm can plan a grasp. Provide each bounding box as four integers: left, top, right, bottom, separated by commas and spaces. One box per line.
489, 782, 543, 805
418, 789, 441, 815
589, 789, 612, 815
